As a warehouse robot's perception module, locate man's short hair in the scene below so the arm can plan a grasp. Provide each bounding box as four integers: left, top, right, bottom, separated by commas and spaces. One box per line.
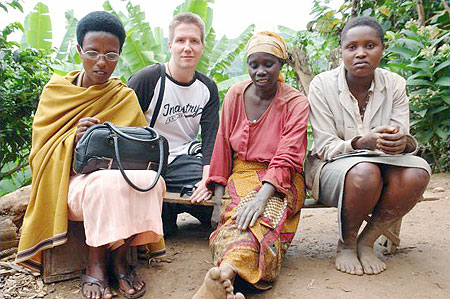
76, 11, 126, 52
168, 12, 205, 44
340, 16, 385, 45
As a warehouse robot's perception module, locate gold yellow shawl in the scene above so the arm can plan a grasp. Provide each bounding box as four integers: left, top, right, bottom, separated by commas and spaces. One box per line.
16, 70, 147, 270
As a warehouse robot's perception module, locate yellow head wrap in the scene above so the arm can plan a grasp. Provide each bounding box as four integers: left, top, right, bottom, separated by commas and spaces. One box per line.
246, 31, 288, 60
246, 31, 288, 81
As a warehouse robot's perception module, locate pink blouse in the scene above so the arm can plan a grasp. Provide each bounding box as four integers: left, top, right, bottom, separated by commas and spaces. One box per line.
207, 80, 309, 193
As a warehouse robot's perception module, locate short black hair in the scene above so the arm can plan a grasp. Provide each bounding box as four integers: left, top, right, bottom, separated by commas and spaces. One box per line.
341, 16, 385, 45
76, 11, 126, 52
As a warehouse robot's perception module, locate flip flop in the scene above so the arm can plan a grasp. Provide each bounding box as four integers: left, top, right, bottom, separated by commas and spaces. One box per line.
80, 274, 111, 299
115, 269, 146, 299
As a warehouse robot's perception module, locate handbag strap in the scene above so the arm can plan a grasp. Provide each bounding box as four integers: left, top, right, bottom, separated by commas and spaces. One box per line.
149, 63, 166, 128
104, 122, 165, 192
104, 122, 159, 142
111, 135, 165, 192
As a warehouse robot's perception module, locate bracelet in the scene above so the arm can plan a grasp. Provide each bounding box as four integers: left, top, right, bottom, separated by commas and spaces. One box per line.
351, 136, 362, 149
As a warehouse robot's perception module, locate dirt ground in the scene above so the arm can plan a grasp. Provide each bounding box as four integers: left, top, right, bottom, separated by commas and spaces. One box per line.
5, 173, 450, 299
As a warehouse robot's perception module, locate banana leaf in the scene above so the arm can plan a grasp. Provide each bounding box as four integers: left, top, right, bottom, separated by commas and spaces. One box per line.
197, 27, 216, 74
208, 24, 254, 75
217, 74, 249, 99
56, 10, 78, 60
22, 2, 52, 50
122, 29, 156, 74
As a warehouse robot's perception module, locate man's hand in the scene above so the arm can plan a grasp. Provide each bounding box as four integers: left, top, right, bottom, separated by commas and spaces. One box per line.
190, 177, 212, 203
376, 125, 406, 154
75, 117, 100, 144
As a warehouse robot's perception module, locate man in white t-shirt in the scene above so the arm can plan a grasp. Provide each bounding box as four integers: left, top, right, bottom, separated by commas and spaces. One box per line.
128, 12, 219, 235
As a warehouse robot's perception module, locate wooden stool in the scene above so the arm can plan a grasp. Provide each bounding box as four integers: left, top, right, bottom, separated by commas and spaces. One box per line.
42, 221, 137, 283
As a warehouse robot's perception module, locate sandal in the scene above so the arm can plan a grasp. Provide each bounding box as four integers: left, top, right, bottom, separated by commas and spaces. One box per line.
115, 269, 146, 299
80, 274, 111, 299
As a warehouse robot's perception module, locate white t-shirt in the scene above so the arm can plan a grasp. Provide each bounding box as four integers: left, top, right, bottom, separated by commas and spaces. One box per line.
128, 63, 219, 164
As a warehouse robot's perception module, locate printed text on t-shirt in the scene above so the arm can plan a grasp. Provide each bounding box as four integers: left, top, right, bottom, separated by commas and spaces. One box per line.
162, 103, 203, 124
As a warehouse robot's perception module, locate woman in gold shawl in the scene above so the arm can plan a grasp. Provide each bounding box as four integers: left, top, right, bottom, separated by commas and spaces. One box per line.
16, 11, 165, 299
193, 32, 309, 299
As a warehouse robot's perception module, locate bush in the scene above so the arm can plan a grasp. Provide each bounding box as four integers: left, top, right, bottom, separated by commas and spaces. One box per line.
0, 22, 53, 194
384, 21, 450, 172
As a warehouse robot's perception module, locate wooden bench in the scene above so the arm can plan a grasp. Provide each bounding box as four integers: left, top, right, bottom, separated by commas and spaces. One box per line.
164, 192, 440, 253
42, 192, 438, 283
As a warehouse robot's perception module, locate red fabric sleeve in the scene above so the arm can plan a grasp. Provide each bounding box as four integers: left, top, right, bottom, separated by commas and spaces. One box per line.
206, 87, 235, 190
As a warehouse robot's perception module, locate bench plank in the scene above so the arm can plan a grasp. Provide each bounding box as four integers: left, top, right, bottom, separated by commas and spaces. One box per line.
164, 192, 215, 206
163, 193, 439, 208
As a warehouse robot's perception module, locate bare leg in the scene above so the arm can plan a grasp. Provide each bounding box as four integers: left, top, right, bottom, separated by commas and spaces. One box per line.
112, 243, 145, 296
82, 246, 112, 299
357, 167, 430, 274
193, 262, 244, 299
337, 163, 383, 275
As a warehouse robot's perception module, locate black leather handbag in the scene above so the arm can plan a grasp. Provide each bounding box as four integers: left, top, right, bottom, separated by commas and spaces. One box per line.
73, 122, 168, 192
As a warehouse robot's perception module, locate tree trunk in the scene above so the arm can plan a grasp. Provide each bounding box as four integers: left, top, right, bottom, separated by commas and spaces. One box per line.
417, 0, 425, 26
1, 185, 31, 228
442, 0, 450, 15
351, 0, 359, 19
287, 47, 314, 96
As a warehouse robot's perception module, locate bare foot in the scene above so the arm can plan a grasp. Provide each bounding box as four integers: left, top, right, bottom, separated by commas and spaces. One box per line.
357, 243, 386, 274
234, 293, 245, 299
193, 267, 244, 299
335, 241, 363, 275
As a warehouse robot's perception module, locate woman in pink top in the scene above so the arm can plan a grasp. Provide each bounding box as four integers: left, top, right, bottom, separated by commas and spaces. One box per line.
193, 32, 309, 299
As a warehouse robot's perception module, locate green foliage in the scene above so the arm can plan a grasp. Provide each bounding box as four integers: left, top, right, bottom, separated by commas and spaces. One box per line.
385, 22, 450, 171
55, 10, 78, 61
0, 0, 22, 12
207, 24, 255, 82
1, 163, 30, 196
359, 0, 449, 32
216, 74, 249, 100
279, 25, 339, 75
0, 21, 53, 192
21, 2, 52, 50
308, 0, 349, 34
104, 1, 166, 80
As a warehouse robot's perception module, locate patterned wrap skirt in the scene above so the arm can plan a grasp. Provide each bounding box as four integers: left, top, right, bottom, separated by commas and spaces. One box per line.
209, 158, 305, 290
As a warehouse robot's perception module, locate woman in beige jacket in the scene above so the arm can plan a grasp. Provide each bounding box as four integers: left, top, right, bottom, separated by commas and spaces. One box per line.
305, 16, 431, 276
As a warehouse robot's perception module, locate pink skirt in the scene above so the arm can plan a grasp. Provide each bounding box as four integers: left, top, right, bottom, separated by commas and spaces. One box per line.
68, 170, 165, 250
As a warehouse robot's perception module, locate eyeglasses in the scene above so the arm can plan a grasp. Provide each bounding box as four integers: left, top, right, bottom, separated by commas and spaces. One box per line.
79, 48, 120, 61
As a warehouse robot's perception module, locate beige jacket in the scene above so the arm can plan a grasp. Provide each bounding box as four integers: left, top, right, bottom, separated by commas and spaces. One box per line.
305, 65, 417, 200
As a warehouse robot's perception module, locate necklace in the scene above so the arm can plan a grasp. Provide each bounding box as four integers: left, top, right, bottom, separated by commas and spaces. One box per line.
359, 92, 370, 120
